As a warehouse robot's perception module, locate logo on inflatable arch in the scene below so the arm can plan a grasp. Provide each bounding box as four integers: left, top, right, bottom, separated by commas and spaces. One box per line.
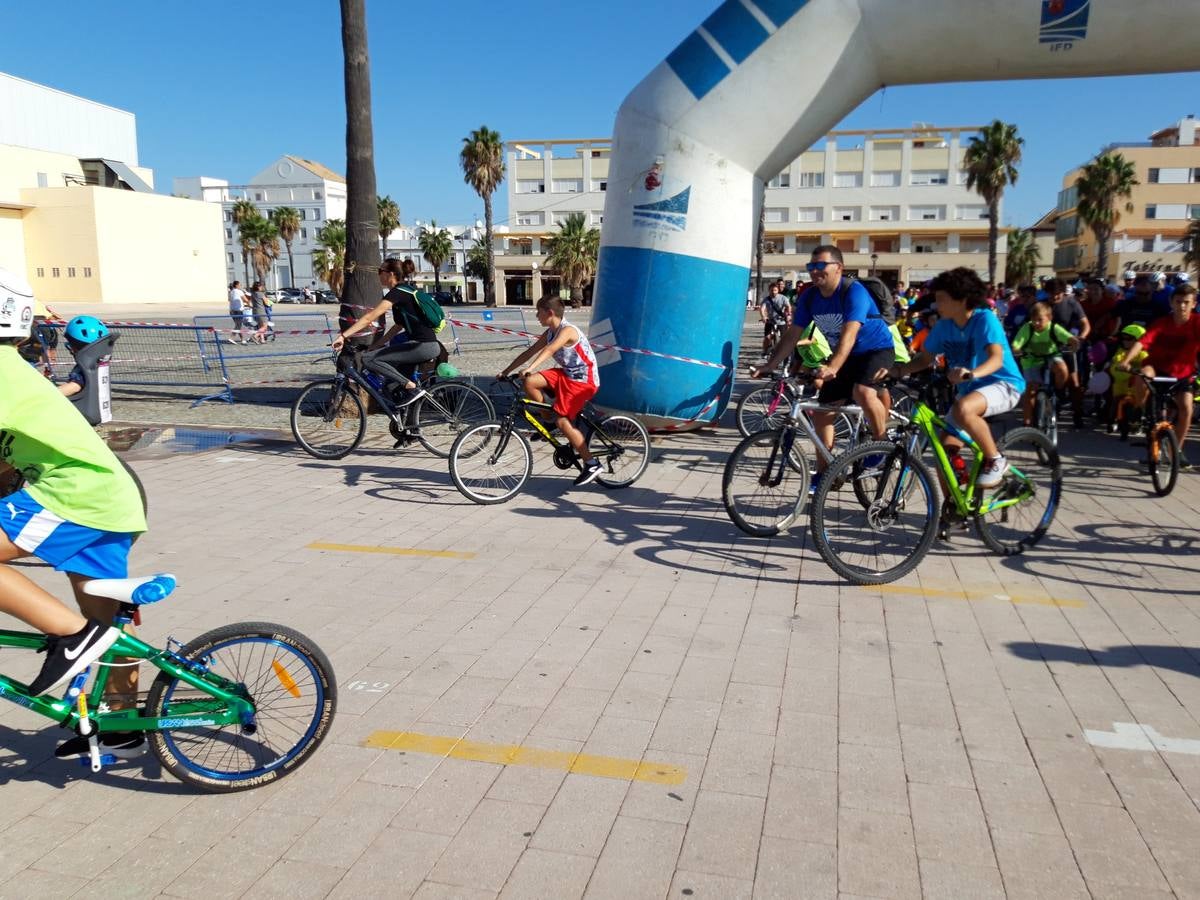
633, 187, 691, 233
1040, 0, 1090, 48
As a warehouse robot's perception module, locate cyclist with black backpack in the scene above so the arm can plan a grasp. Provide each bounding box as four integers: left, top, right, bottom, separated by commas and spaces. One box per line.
332, 258, 442, 404
758, 282, 791, 354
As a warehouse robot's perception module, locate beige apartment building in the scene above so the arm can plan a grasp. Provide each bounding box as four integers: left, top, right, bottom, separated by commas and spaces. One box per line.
1054, 115, 1200, 280
0, 72, 225, 305
498, 126, 1006, 304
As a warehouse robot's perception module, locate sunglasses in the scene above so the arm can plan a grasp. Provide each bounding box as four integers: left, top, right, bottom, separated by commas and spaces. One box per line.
806, 260, 837, 272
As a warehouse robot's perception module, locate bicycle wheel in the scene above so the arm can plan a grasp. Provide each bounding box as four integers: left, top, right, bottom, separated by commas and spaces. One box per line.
975, 427, 1062, 555
810, 441, 940, 584
146, 622, 336, 793
290, 380, 365, 460
1148, 423, 1179, 497
413, 382, 495, 458
736, 383, 794, 436
722, 428, 809, 537
588, 415, 651, 488
1035, 391, 1057, 447
449, 422, 533, 504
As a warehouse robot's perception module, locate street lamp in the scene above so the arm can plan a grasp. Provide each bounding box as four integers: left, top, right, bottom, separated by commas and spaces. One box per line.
870, 252, 878, 277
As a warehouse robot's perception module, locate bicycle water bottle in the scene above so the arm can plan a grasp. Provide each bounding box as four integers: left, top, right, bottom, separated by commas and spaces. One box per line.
949, 449, 968, 485
363, 371, 384, 391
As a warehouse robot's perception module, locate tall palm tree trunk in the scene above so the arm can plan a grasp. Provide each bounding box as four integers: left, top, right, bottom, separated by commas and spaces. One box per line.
339, 0, 379, 312
1095, 227, 1110, 280
285, 241, 296, 288
242, 246, 251, 287
484, 194, 496, 307
987, 199, 999, 287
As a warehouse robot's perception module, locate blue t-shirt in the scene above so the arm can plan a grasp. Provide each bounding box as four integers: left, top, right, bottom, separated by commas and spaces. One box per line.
922, 308, 1024, 397
792, 280, 894, 355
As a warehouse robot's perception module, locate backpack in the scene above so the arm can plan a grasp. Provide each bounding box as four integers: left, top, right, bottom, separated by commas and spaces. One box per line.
397, 286, 447, 334
840, 276, 896, 325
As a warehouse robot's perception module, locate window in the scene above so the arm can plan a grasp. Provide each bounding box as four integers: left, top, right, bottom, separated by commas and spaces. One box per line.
956, 171, 970, 185
910, 170, 949, 186
254, 192, 263, 201
764, 207, 788, 224
1143, 238, 1156, 252
301, 227, 308, 240
551, 179, 583, 193
796, 238, 820, 254
67, 267, 76, 278
314, 189, 323, 200
871, 238, 895, 253
591, 179, 607, 192
959, 238, 988, 253
1149, 167, 1190, 184
515, 212, 543, 226
225, 228, 233, 239
869, 206, 899, 222
913, 239, 947, 253
228, 253, 234, 263
1148, 203, 1189, 219
798, 171, 824, 188
52, 267, 60, 278
796, 207, 822, 222
956, 204, 988, 220
763, 238, 784, 254
591, 211, 604, 226
552, 211, 576, 225
833, 171, 862, 188
37, 172, 48, 187
83, 267, 92, 278
835, 238, 856, 253
870, 170, 900, 187
224, 210, 232, 221
516, 179, 545, 194
832, 206, 860, 222
767, 171, 791, 189
908, 205, 945, 221
35, 267, 44, 278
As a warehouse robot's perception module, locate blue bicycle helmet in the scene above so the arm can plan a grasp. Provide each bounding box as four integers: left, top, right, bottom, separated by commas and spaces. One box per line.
64, 315, 109, 350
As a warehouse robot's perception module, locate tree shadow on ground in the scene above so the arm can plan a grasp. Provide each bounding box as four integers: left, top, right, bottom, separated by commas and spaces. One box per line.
1007, 641, 1200, 680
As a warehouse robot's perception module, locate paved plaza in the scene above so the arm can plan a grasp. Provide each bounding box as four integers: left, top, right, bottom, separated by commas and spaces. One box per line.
2, 403, 1200, 899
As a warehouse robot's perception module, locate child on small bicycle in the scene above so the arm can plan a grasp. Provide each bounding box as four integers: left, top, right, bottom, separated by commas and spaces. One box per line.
884, 267, 1025, 489
1105, 323, 1147, 434
498, 296, 603, 486
1010, 301, 1078, 427
56, 315, 111, 398
0, 268, 147, 757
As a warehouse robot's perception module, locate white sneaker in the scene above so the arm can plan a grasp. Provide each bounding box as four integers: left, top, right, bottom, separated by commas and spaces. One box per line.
975, 455, 1009, 488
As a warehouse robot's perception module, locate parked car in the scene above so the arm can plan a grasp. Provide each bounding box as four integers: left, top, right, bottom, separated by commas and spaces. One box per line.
317, 290, 337, 304
434, 291, 454, 306
277, 288, 305, 303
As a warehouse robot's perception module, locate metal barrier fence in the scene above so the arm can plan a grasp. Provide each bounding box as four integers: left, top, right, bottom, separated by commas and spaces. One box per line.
448, 309, 531, 353
193, 312, 333, 403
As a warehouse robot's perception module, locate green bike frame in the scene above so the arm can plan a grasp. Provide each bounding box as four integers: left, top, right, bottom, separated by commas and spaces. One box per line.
0, 628, 255, 733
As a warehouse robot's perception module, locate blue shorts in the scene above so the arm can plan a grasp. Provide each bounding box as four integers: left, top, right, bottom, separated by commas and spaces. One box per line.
0, 490, 132, 579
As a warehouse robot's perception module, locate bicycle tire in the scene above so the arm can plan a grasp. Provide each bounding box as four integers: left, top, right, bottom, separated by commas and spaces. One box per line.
1035, 391, 1057, 448
736, 383, 794, 437
290, 380, 365, 460
975, 427, 1062, 556
588, 415, 651, 488
1149, 423, 1179, 497
722, 428, 809, 537
146, 622, 336, 793
809, 440, 940, 585
448, 422, 533, 504
413, 382, 495, 458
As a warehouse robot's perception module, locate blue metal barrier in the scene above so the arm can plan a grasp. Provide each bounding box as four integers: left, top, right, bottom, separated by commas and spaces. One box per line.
448, 309, 532, 354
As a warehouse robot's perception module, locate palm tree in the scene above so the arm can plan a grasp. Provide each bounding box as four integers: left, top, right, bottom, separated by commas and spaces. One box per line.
231, 198, 258, 285
314, 219, 347, 296
1076, 152, 1139, 280
1004, 228, 1041, 285
460, 127, 505, 306
964, 120, 1023, 287
269, 206, 301, 287
247, 218, 281, 288
464, 238, 490, 280
236, 211, 265, 292
339, 0, 380, 308
1184, 217, 1200, 279
543, 213, 600, 307
417, 221, 454, 292
378, 195, 401, 259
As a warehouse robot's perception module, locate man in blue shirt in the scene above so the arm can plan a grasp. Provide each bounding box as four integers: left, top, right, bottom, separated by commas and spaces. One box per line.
754, 245, 894, 469
887, 267, 1025, 488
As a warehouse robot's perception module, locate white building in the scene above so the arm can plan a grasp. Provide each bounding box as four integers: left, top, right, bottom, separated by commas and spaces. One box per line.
174, 156, 347, 289
381, 220, 485, 301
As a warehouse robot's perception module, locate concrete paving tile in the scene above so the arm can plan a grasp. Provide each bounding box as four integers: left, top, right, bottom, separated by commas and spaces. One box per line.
701, 727, 775, 797
400, 757, 502, 836
648, 697, 721, 756
421, 676, 511, 727
411, 881, 497, 900
764, 764, 837, 845
672, 654, 735, 702
327, 827, 450, 899
499, 849, 594, 900
465, 702, 544, 746
900, 723, 974, 788
529, 686, 611, 742
972, 760, 1063, 837
605, 670, 674, 722
838, 742, 907, 816
730, 641, 789, 687
162, 835, 277, 900
677, 790, 765, 881
529, 773, 628, 857
954, 702, 1034, 766
584, 815, 685, 899
1027, 737, 1122, 806
249, 859, 347, 900
719, 682, 782, 737
916, 859, 1005, 900
85, 835, 211, 897
620, 751, 705, 825
669, 870, 754, 900
908, 783, 995, 867
1054, 800, 1171, 892
892, 677, 957, 730
228, 807, 320, 857
838, 692, 900, 749
429, 798, 545, 892
837, 808, 920, 900
284, 787, 400, 867
0, 867, 90, 900
990, 828, 1090, 899
754, 837, 836, 900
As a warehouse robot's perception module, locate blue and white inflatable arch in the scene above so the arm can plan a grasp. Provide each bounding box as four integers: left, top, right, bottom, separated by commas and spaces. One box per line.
590, 0, 1200, 428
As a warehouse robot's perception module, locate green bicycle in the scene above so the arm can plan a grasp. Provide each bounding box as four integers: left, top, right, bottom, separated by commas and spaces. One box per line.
0, 574, 336, 792
809, 376, 1062, 584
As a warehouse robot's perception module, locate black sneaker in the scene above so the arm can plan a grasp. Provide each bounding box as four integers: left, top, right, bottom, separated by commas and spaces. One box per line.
55, 731, 146, 760
27, 620, 119, 696
574, 459, 604, 486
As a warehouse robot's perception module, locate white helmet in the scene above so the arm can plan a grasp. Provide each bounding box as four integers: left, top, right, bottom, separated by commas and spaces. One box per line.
1124, 270, 1137, 281
1153, 271, 1166, 282
1177, 272, 1190, 283
0, 266, 35, 340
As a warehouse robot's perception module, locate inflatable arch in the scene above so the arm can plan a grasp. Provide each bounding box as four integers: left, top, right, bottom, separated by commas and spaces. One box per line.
589, 0, 1200, 427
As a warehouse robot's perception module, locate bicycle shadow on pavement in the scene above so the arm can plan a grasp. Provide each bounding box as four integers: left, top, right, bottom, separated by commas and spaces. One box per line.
297, 456, 454, 502
1006, 641, 1200, 680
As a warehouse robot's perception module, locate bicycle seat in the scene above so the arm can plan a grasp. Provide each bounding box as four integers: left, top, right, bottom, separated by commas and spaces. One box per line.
82, 574, 177, 605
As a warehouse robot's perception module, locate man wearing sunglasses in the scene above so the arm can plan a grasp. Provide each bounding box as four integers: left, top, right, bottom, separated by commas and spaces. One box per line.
753, 245, 894, 462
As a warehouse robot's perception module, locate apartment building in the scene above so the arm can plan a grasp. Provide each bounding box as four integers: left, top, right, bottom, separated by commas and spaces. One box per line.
1054, 115, 1200, 279
499, 127, 1005, 305
0, 71, 224, 304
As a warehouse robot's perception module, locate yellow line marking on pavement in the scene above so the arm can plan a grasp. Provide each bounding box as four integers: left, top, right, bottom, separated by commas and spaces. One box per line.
364, 730, 687, 785
306, 542, 475, 560
869, 585, 1085, 608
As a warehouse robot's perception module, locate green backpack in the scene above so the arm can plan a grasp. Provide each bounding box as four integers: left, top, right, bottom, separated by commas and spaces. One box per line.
398, 286, 447, 334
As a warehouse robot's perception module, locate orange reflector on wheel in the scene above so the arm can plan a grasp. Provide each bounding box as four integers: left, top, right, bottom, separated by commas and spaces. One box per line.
272, 660, 302, 698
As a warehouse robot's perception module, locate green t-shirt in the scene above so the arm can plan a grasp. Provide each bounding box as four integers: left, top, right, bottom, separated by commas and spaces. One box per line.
1011, 322, 1072, 359
0, 345, 146, 534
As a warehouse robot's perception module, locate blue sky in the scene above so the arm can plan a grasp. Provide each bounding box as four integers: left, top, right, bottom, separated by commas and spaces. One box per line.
5, 0, 1199, 230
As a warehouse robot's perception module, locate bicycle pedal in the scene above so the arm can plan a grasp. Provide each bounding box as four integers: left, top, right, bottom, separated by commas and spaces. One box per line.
78, 753, 118, 769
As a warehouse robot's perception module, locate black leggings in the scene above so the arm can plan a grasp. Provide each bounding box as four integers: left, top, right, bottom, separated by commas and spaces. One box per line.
363, 341, 441, 386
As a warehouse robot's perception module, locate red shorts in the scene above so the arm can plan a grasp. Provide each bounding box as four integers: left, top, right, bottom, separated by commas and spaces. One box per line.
540, 368, 597, 421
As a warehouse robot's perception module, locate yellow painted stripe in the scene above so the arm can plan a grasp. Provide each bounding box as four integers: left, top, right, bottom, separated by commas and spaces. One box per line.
306, 542, 475, 560
869, 584, 1085, 608
364, 730, 687, 785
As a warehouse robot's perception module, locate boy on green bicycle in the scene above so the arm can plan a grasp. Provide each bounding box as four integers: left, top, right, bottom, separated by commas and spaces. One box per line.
0, 268, 147, 753
883, 267, 1025, 488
